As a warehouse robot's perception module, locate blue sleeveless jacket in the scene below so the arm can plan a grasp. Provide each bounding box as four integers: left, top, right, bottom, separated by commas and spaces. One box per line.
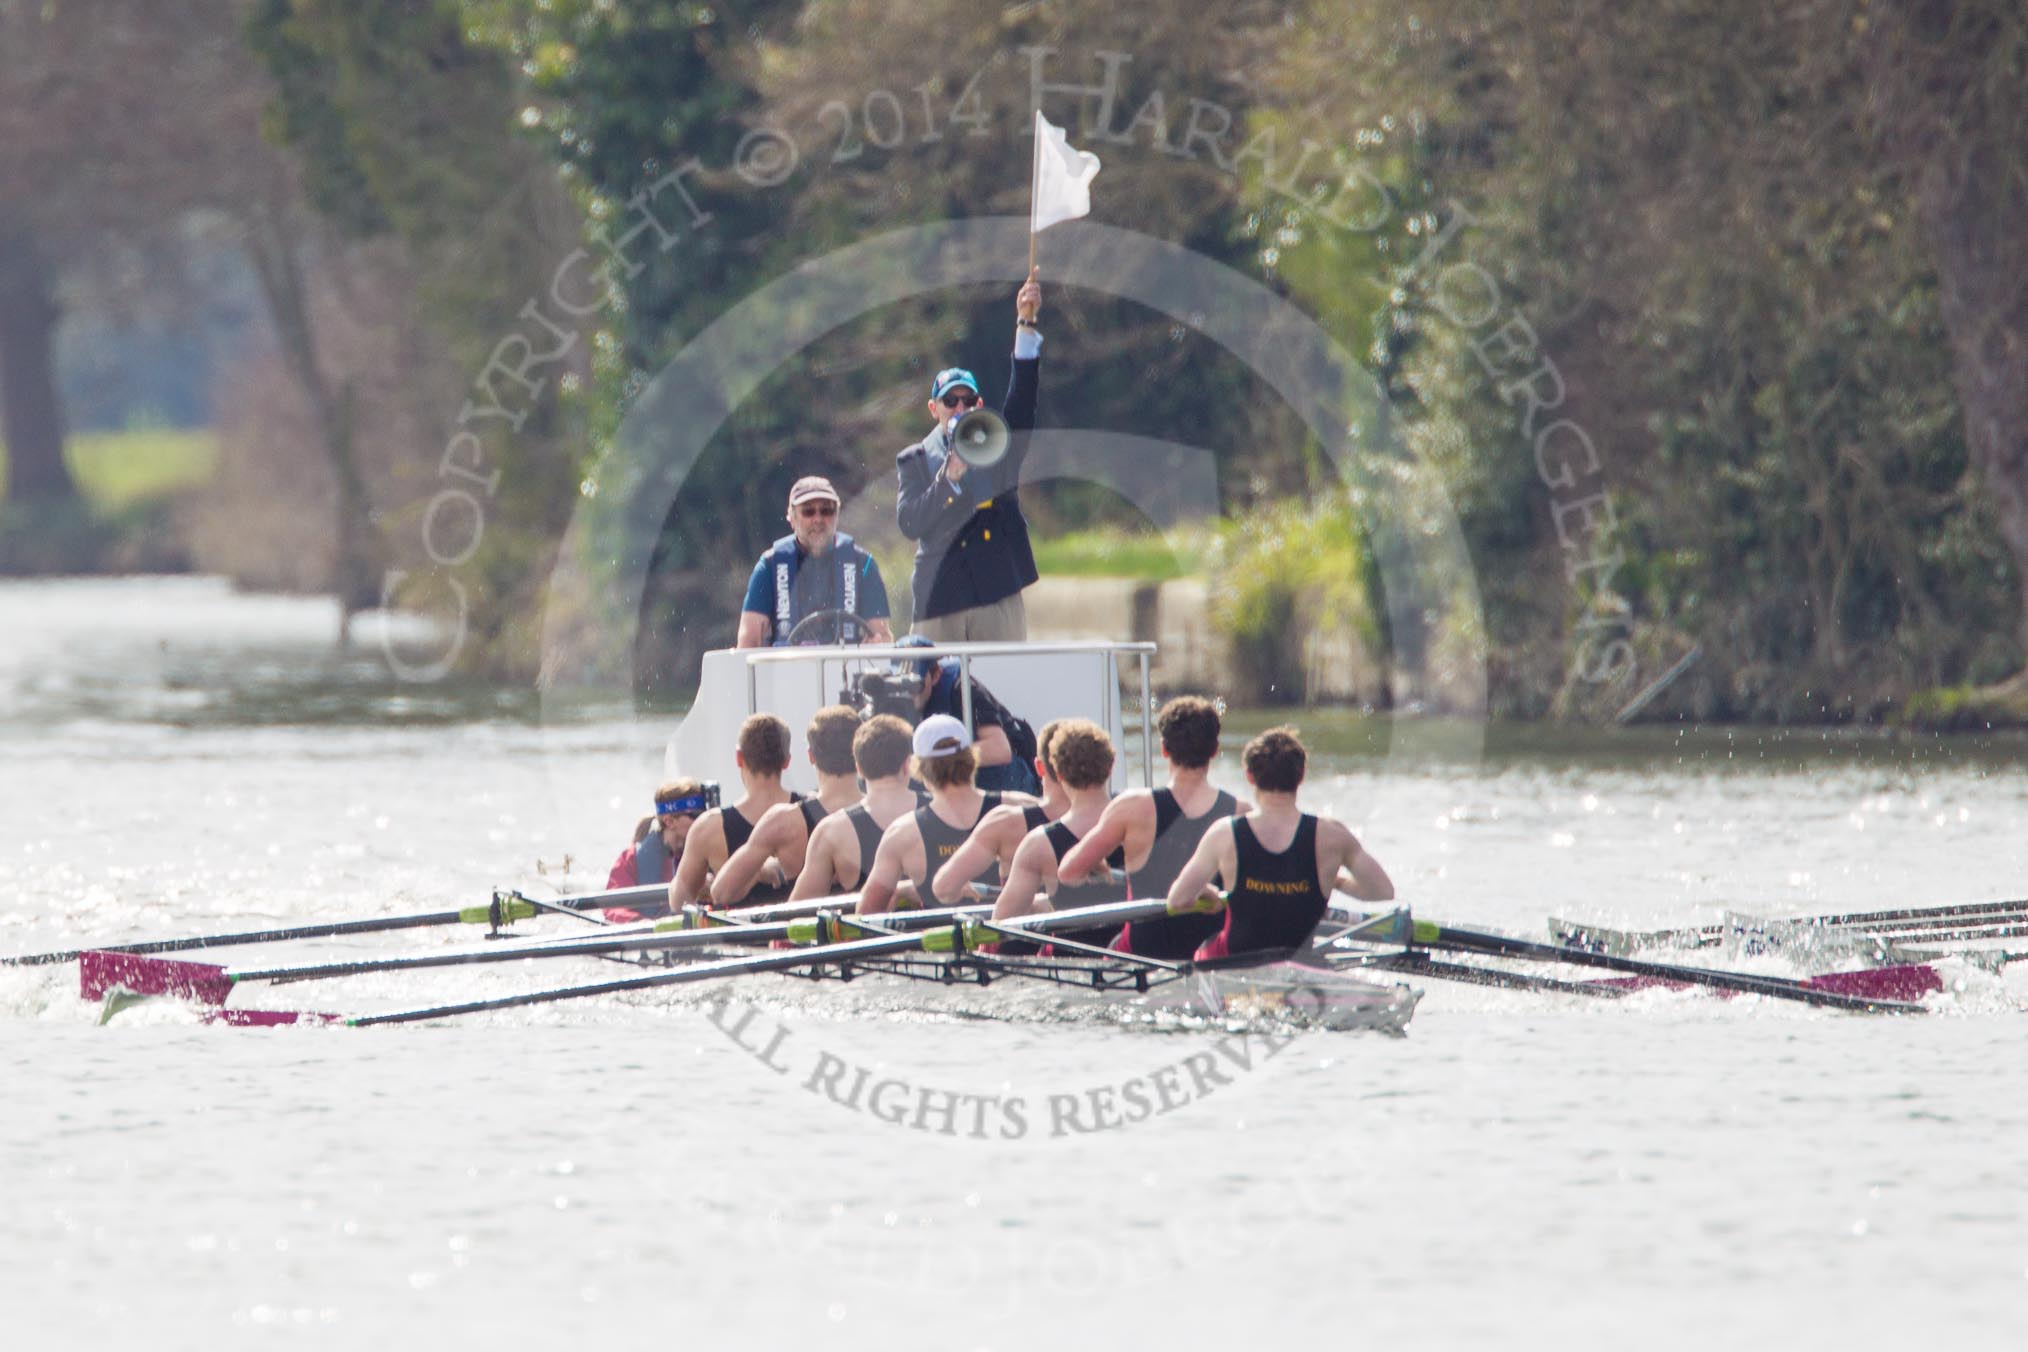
768, 532, 870, 645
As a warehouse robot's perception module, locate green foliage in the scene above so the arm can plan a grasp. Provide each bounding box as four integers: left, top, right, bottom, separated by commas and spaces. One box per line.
65, 429, 219, 509
238, 0, 2026, 715
1251, 0, 2024, 717
0, 428, 215, 512
1207, 497, 1379, 705
1031, 526, 1200, 581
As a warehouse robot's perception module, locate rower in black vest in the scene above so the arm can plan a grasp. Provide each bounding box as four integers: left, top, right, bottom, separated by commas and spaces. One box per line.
836, 789, 930, 893
720, 793, 807, 904
915, 791, 1004, 872
1202, 814, 1330, 960
1121, 787, 1239, 959
1042, 821, 1127, 952
721, 792, 806, 856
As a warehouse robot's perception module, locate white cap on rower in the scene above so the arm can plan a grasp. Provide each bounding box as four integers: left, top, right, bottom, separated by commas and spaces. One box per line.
912, 714, 972, 759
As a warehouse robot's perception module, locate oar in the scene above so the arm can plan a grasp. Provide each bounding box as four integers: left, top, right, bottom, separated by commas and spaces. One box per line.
79, 893, 984, 1005
77, 879, 1013, 1006
346, 898, 1176, 1026
1363, 950, 1636, 999
3, 884, 680, 969
1553, 897, 2028, 955
1414, 919, 1929, 1013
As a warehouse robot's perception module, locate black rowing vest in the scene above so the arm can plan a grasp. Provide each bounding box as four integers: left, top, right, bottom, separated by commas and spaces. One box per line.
1021, 804, 1049, 832
1218, 814, 1328, 956
839, 793, 932, 892
999, 821, 1124, 956
913, 792, 1003, 880
720, 795, 806, 904
845, 804, 885, 892
799, 798, 831, 833
1124, 788, 1239, 960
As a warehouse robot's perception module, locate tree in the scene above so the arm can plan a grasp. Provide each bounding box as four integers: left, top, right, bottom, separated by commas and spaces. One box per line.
0, 2, 236, 504
1258, 0, 2025, 717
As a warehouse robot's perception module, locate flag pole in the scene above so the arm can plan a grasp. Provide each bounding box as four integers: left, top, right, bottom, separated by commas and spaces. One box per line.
1028, 109, 1040, 276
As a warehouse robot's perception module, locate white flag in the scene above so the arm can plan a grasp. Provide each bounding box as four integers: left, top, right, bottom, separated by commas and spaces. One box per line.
1031, 110, 1101, 233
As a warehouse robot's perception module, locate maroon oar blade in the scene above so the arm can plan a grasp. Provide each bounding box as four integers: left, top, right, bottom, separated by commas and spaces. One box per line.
209, 1009, 336, 1026
80, 951, 232, 1005
1805, 963, 1943, 1002
1592, 962, 1942, 1003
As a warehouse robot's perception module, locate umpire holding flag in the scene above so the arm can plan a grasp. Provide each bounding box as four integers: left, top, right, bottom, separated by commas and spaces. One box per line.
895, 270, 1044, 641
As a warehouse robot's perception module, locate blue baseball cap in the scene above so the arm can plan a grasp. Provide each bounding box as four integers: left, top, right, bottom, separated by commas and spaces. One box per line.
896, 633, 940, 678
930, 367, 979, 400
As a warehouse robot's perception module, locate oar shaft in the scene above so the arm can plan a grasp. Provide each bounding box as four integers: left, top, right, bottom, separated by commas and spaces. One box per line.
1420, 923, 1924, 1014
4, 883, 677, 968
345, 898, 1170, 1026
6, 910, 468, 967
348, 930, 933, 1026
1373, 951, 1633, 999
1809, 897, 2028, 929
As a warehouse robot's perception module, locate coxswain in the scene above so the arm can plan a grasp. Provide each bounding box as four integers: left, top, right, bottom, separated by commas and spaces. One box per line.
1162, 726, 1395, 962
601, 777, 709, 921
929, 718, 1071, 904
988, 720, 1124, 951
737, 477, 893, 647
1057, 695, 1251, 959
857, 714, 1034, 916
710, 706, 864, 907
790, 715, 922, 899
668, 714, 799, 909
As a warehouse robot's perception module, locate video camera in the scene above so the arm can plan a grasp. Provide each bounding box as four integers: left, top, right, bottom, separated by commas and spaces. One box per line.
843, 669, 923, 724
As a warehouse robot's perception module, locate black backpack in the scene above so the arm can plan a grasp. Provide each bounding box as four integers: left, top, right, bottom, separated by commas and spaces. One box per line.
974, 710, 1041, 795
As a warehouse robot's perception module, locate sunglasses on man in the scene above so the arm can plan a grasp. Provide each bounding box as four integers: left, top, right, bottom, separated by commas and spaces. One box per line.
797, 502, 838, 519
939, 390, 982, 410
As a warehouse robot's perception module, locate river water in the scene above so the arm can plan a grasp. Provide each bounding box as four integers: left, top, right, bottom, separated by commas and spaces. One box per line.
3, 576, 2025, 1349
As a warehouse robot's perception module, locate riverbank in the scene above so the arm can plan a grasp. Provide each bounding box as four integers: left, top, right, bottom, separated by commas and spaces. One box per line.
0, 429, 213, 576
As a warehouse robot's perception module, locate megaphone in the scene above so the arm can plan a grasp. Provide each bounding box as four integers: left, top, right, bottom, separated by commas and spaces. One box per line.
948, 407, 1010, 468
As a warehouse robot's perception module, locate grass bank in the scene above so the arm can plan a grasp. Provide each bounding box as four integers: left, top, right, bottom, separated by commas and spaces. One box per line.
0, 428, 217, 574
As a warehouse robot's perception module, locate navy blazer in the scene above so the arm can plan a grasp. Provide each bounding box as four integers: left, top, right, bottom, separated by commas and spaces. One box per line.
895, 354, 1040, 621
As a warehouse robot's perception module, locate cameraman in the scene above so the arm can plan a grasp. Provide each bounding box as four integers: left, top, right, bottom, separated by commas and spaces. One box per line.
890, 635, 1040, 795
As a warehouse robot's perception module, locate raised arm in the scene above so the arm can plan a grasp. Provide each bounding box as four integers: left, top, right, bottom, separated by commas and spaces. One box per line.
932, 809, 1014, 904
710, 803, 794, 907
1058, 794, 1140, 885
1164, 820, 1236, 916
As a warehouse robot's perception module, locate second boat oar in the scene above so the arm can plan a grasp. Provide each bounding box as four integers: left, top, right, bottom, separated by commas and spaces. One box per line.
1412, 919, 1931, 1014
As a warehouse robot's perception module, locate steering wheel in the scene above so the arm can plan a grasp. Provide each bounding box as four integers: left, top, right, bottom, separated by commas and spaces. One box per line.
783, 608, 872, 646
